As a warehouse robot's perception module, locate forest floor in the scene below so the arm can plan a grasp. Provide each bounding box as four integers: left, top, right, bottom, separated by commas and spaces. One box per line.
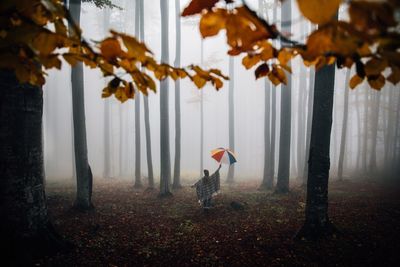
39, 178, 400, 267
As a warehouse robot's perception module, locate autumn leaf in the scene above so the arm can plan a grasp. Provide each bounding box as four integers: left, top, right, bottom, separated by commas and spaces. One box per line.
100, 38, 123, 61
199, 9, 227, 38
364, 58, 388, 76
349, 74, 363, 89
387, 66, 400, 85
297, 0, 342, 25
255, 63, 269, 79
193, 74, 207, 88
242, 54, 260, 70
367, 74, 385, 90
182, 0, 219, 16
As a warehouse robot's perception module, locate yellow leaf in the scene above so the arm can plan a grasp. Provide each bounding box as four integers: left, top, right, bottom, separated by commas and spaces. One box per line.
63, 53, 78, 66
114, 87, 128, 103
349, 74, 363, 89
102, 86, 112, 98
260, 43, 275, 61
277, 49, 292, 67
199, 9, 227, 38
193, 74, 207, 88
297, 0, 342, 24
242, 54, 260, 69
40, 54, 61, 69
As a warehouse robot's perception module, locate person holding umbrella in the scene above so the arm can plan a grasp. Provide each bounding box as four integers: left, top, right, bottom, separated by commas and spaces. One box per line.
192, 148, 237, 211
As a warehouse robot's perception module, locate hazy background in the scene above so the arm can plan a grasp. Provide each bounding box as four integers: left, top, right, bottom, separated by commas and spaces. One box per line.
43, 0, 400, 183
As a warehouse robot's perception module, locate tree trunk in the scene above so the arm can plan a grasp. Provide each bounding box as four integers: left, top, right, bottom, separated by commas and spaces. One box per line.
260, 78, 272, 189
70, 0, 93, 210
200, 40, 205, 177
369, 90, 381, 173
0, 71, 69, 264
361, 88, 369, 174
275, 0, 291, 193
103, 7, 112, 179
227, 56, 235, 183
302, 25, 315, 186
337, 70, 350, 180
173, 0, 182, 189
296, 62, 337, 240
134, 0, 142, 188
296, 64, 307, 181
159, 0, 172, 197
135, 0, 154, 189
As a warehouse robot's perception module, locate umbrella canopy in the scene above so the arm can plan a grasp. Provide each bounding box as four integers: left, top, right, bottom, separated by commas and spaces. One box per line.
211, 148, 237, 165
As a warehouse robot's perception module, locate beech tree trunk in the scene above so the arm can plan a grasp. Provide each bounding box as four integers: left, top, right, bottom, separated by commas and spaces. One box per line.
296, 62, 337, 240
227, 56, 235, 183
70, 0, 93, 210
134, 0, 142, 188
261, 78, 272, 189
276, 0, 291, 193
369, 90, 381, 173
0, 71, 68, 264
302, 66, 315, 185
103, 7, 112, 179
159, 0, 172, 197
173, 0, 182, 189
337, 70, 350, 180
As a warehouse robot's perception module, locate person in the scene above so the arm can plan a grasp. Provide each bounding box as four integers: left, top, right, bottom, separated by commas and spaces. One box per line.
192, 164, 222, 210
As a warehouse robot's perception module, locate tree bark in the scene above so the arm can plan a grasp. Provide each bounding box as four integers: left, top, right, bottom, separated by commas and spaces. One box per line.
302, 24, 315, 186
173, 0, 182, 189
260, 78, 272, 189
276, 0, 291, 193
369, 90, 381, 173
159, 0, 172, 197
296, 62, 337, 240
70, 0, 93, 210
134, 0, 142, 188
337, 70, 350, 180
227, 56, 235, 183
103, 7, 112, 179
0, 71, 69, 264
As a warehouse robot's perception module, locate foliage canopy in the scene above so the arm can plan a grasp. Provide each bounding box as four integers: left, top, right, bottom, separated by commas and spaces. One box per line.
183, 0, 400, 90
0, 0, 228, 102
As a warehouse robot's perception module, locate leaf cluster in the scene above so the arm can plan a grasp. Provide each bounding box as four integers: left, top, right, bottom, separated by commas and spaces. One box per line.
0, 0, 228, 102
182, 0, 400, 90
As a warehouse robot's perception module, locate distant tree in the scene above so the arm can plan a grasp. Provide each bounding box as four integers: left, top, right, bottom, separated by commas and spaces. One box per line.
159, 0, 172, 197
275, 0, 291, 194
69, 0, 93, 210
369, 89, 381, 173
134, 0, 143, 188
103, 7, 112, 179
337, 69, 351, 181
173, 0, 183, 189
227, 56, 236, 183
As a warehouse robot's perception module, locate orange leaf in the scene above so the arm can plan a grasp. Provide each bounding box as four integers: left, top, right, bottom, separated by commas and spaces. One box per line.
182, 0, 219, 16
100, 38, 123, 61
242, 54, 260, 69
349, 74, 363, 89
297, 0, 342, 24
367, 74, 385, 90
199, 9, 227, 38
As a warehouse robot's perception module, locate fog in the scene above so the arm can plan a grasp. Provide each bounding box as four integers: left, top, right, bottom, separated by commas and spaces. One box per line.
43, 0, 400, 183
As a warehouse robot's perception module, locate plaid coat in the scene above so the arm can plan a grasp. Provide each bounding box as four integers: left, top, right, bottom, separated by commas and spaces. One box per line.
194, 170, 220, 202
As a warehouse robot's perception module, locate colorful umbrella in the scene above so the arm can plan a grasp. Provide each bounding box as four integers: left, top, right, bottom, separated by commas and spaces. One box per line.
211, 148, 237, 165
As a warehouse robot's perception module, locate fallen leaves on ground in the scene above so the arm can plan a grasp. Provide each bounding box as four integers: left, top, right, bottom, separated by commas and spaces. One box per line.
40, 178, 400, 266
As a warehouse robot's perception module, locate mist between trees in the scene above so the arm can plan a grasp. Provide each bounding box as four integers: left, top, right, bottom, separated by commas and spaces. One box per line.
42, 0, 400, 184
